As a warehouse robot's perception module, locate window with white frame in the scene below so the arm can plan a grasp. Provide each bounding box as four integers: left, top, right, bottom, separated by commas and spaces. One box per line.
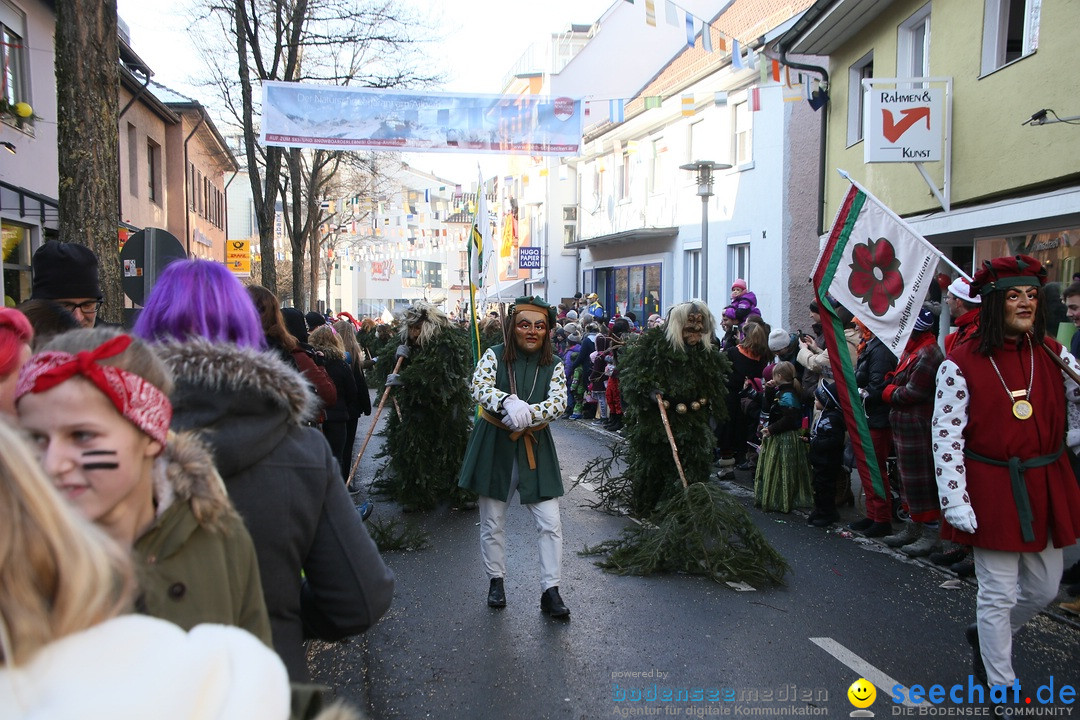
562, 206, 577, 247
1, 1, 31, 130
688, 120, 704, 163
649, 138, 663, 193
981, 0, 1040, 74
847, 51, 874, 146
685, 249, 701, 299
617, 151, 631, 201
733, 101, 753, 166
727, 241, 750, 290
898, 3, 931, 85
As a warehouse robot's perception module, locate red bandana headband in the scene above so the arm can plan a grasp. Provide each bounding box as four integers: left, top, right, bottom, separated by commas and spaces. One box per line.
15, 334, 172, 446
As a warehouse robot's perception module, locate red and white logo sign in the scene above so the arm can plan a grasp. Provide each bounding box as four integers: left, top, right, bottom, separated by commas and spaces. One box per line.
865, 86, 944, 163
553, 97, 575, 122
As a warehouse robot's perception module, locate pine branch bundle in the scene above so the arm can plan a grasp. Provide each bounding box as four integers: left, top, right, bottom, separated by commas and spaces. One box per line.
580, 482, 789, 586
572, 442, 634, 514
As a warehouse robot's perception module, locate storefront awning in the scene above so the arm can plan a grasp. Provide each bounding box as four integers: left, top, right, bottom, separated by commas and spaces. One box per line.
565, 226, 678, 250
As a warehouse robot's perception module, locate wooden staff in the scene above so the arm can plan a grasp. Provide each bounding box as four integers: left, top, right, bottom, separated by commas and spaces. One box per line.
654, 392, 688, 489
347, 355, 405, 489
1040, 341, 1080, 385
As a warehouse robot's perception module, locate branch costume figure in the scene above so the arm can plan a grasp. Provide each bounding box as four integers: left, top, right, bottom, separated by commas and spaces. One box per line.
457, 297, 570, 617
933, 255, 1080, 688
581, 302, 789, 585
373, 302, 474, 510
619, 302, 731, 515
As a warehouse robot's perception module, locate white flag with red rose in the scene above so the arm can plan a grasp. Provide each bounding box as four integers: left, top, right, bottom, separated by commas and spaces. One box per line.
812, 181, 943, 359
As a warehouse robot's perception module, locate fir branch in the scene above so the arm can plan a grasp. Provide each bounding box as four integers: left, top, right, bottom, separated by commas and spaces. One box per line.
366, 518, 430, 552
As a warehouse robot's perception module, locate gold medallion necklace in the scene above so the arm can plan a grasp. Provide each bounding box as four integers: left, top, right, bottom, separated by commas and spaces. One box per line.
988, 334, 1035, 420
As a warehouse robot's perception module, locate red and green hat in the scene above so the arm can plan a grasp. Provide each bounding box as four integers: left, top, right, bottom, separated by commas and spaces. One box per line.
971, 255, 1047, 296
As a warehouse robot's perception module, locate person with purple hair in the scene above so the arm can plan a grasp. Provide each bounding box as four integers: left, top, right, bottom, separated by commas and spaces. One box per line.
132, 259, 394, 681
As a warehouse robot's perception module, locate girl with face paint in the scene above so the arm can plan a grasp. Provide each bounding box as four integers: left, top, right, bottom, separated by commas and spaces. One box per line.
15, 328, 272, 645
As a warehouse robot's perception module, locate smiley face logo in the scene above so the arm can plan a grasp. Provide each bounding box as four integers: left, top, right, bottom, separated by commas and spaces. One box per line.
848, 678, 876, 708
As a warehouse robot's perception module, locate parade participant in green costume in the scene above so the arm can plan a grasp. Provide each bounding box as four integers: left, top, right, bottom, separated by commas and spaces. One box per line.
373, 302, 474, 510
458, 297, 570, 617
619, 301, 732, 515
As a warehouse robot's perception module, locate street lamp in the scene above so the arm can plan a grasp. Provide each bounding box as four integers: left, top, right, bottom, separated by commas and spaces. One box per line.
679, 160, 730, 304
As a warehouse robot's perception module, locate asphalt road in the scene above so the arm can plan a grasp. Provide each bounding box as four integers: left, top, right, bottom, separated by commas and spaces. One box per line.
311, 410, 1080, 719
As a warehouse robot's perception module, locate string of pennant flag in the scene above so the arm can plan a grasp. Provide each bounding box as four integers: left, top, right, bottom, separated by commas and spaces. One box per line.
593, 0, 825, 121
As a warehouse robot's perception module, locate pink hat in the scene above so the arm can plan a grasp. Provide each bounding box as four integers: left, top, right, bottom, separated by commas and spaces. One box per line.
731, 278, 748, 291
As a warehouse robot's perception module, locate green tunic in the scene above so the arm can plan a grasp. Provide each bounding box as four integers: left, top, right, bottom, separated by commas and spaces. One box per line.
458, 345, 567, 504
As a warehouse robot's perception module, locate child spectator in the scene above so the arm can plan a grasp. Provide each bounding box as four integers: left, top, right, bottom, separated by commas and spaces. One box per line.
309, 325, 359, 479
753, 361, 813, 513
808, 381, 846, 527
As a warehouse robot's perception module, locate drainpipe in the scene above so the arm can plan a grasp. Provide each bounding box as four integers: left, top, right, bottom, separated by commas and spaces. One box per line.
183, 108, 206, 255
223, 169, 239, 261
776, 46, 830, 237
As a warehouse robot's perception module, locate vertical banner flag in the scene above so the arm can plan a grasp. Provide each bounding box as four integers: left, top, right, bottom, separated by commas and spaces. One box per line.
644, 96, 662, 109
702, 24, 713, 52
732, 39, 744, 69
645, 0, 656, 26
610, 98, 625, 123
811, 176, 945, 499
746, 47, 756, 70
685, 14, 695, 48
749, 87, 761, 112
468, 171, 489, 363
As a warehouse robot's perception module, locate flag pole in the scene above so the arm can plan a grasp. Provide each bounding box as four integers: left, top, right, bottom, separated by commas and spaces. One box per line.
836, 169, 970, 280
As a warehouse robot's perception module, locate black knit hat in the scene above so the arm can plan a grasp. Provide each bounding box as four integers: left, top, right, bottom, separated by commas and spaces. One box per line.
31, 242, 102, 300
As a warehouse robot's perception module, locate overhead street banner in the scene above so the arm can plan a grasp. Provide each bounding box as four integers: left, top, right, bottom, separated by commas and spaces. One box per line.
261, 82, 585, 156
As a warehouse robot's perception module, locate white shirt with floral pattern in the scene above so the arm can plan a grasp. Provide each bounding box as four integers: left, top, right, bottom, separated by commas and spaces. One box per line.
471, 348, 567, 425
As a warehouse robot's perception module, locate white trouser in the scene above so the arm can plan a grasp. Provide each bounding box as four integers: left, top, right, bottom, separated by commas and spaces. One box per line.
973, 540, 1063, 686
478, 460, 562, 591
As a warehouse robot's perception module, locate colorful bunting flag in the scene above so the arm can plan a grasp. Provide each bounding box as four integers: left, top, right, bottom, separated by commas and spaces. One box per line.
702, 23, 713, 52
760, 57, 770, 84
665, 0, 677, 26
714, 91, 728, 106
681, 94, 695, 116
685, 14, 695, 48
746, 47, 757, 70
750, 87, 760, 112
732, 39, 743, 69
610, 98, 625, 123
644, 96, 662, 109
772, 59, 781, 82
645, 0, 656, 26
717, 35, 727, 52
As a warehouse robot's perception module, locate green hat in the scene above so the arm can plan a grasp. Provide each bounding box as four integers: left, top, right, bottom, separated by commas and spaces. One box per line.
510, 296, 557, 326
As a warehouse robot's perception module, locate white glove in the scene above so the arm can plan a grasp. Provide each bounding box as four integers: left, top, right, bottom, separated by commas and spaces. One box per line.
395, 344, 410, 359
385, 373, 403, 387
501, 394, 532, 431
944, 505, 978, 534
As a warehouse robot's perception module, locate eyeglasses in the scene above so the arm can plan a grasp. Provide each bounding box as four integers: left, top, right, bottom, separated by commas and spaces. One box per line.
57, 300, 104, 314
515, 321, 548, 332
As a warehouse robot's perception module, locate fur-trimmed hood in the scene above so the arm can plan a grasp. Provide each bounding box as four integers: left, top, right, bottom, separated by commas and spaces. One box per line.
154, 429, 237, 532
153, 339, 320, 478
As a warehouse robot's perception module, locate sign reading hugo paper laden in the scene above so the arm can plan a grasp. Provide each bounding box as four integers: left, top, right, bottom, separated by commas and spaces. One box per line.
864, 86, 944, 163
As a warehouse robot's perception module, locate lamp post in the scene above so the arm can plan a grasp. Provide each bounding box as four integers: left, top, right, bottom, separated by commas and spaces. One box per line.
679, 160, 730, 304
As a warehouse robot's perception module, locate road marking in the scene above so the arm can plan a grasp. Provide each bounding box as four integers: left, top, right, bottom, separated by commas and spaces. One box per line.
809, 637, 916, 707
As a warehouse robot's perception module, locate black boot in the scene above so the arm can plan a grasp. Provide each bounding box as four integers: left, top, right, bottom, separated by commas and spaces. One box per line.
540, 586, 570, 618
487, 578, 506, 608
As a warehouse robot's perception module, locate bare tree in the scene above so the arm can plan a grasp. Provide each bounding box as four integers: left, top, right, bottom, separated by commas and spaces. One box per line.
54, 0, 121, 321
193, 0, 442, 297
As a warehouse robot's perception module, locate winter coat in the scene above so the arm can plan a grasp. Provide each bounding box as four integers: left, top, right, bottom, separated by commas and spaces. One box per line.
313, 346, 357, 425
762, 383, 803, 436
154, 339, 395, 681
343, 351, 372, 418
945, 308, 980, 355
854, 336, 897, 429
134, 431, 271, 646
0, 615, 290, 720
809, 404, 845, 468
267, 336, 338, 419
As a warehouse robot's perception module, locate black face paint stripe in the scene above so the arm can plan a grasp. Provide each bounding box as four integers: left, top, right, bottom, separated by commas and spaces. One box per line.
81, 450, 119, 471
82, 462, 120, 471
